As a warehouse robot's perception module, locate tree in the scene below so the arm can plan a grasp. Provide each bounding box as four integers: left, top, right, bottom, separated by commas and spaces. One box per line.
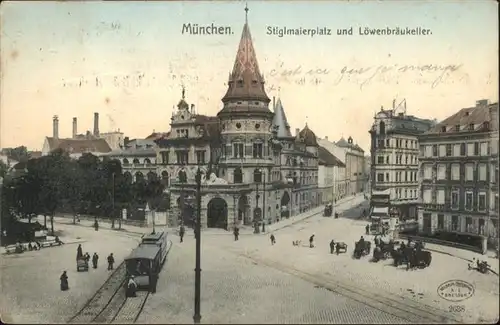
101, 159, 124, 228
9, 172, 40, 224
144, 179, 165, 233
0, 160, 8, 178
61, 160, 84, 224
4, 146, 30, 163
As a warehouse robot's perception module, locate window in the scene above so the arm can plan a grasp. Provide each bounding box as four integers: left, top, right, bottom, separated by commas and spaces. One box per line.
479, 219, 485, 235
466, 217, 473, 233
451, 215, 459, 231
451, 164, 460, 180
491, 165, 498, 183
453, 144, 460, 156
478, 164, 487, 181
233, 143, 244, 158
437, 189, 445, 204
480, 142, 488, 156
432, 145, 438, 156
423, 189, 432, 203
446, 144, 452, 156
377, 156, 384, 164
386, 156, 390, 164
404, 189, 408, 198
437, 164, 446, 180
437, 214, 444, 229
386, 139, 390, 147
176, 151, 188, 164
161, 151, 169, 164
439, 145, 446, 157
253, 143, 263, 158
234, 168, 243, 183
196, 151, 206, 164
478, 192, 486, 211
465, 191, 473, 210
467, 143, 474, 156
460, 143, 466, 156
386, 173, 390, 182
405, 156, 408, 165
425, 145, 432, 157
396, 172, 400, 182
423, 164, 432, 179
451, 190, 459, 209
178, 170, 187, 183
123, 158, 129, 165
468, 123, 474, 131
377, 173, 384, 182
253, 169, 262, 183
474, 143, 479, 156
465, 164, 474, 181
455, 125, 460, 132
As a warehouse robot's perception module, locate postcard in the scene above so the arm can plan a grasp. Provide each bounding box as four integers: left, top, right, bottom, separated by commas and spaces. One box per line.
0, 1, 498, 324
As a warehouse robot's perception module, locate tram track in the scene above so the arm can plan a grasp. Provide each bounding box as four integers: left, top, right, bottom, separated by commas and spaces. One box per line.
230, 250, 464, 324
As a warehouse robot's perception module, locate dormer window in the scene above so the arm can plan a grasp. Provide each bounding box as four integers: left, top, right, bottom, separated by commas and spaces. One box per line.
441, 126, 447, 132
484, 121, 490, 130
468, 123, 474, 131
455, 125, 460, 131
251, 80, 257, 85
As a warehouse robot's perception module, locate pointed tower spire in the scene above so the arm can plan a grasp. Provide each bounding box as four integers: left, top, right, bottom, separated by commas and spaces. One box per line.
220, 4, 270, 105
272, 98, 293, 138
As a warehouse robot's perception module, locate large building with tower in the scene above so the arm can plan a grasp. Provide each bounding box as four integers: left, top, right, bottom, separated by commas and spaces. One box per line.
368, 100, 436, 220
153, 11, 320, 230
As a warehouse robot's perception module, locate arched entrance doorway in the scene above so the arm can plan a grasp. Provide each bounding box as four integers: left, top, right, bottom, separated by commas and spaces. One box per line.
281, 191, 290, 218
253, 207, 262, 222
238, 195, 250, 225
177, 194, 195, 228
207, 198, 228, 229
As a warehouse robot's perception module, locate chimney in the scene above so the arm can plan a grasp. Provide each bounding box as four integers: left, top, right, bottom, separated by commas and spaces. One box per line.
273, 96, 276, 111
325, 136, 328, 141
72, 117, 77, 138
93, 112, 100, 137
392, 99, 396, 109
53, 115, 59, 139
295, 128, 300, 136
191, 104, 195, 114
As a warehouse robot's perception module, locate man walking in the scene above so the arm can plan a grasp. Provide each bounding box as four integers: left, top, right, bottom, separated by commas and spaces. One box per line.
92, 253, 99, 269
233, 227, 239, 241
330, 240, 335, 254
309, 234, 315, 248
270, 234, 276, 245
76, 244, 83, 261
365, 224, 370, 235
179, 224, 185, 243
107, 253, 115, 270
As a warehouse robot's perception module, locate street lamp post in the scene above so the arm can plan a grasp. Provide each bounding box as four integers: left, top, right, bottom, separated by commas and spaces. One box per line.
193, 167, 202, 324
254, 181, 260, 234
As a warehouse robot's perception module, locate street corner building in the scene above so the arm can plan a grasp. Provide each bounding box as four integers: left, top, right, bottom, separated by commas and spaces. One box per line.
417, 99, 499, 253
153, 17, 322, 230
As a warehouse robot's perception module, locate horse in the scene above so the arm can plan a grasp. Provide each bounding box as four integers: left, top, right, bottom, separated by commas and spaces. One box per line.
353, 241, 371, 259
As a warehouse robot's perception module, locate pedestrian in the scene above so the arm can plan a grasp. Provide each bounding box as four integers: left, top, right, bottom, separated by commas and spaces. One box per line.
76, 244, 83, 261
365, 224, 370, 235
309, 234, 315, 248
330, 240, 335, 254
92, 253, 99, 269
335, 242, 341, 255
233, 227, 239, 241
60, 271, 69, 291
84, 252, 91, 263
107, 253, 115, 270
127, 276, 137, 297
270, 234, 276, 245
179, 224, 185, 243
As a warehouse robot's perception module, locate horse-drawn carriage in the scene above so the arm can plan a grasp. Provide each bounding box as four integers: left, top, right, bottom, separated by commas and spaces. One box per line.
323, 204, 333, 217
335, 241, 348, 254
372, 240, 396, 262
392, 244, 432, 270
353, 240, 371, 259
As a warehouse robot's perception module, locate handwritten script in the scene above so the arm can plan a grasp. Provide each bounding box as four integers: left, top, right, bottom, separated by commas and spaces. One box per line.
266, 63, 464, 89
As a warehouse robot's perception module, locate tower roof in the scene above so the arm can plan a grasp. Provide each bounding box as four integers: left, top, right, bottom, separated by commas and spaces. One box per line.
297, 124, 318, 146
221, 6, 270, 105
272, 98, 293, 138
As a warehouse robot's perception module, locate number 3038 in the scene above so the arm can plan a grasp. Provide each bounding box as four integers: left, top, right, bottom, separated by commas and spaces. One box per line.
449, 305, 465, 313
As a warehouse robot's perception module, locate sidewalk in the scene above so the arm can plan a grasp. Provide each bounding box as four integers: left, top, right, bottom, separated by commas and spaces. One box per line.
266, 193, 366, 233
422, 242, 498, 270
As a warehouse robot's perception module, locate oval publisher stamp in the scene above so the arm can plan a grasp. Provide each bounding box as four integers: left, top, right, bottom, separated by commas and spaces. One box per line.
437, 280, 475, 302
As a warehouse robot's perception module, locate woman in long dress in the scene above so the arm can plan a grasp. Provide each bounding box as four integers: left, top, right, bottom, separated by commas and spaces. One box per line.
60, 271, 69, 291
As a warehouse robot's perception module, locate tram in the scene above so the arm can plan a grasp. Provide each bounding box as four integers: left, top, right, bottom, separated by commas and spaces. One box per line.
141, 231, 169, 265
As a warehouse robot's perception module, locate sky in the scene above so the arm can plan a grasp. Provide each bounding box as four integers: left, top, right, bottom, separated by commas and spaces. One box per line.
1, 0, 498, 152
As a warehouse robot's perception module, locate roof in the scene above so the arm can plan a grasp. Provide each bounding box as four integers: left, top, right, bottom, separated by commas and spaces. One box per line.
146, 132, 171, 140
142, 231, 165, 242
220, 16, 271, 106
318, 146, 346, 167
125, 139, 156, 149
29, 151, 42, 158
272, 98, 293, 138
126, 244, 160, 260
335, 137, 365, 153
101, 147, 156, 158
297, 124, 318, 146
45, 137, 112, 154
426, 102, 498, 134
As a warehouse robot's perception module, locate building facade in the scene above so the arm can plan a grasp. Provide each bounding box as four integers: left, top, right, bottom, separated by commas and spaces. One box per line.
369, 103, 435, 220
153, 13, 320, 230
317, 145, 345, 205
417, 100, 499, 251
317, 137, 348, 201
336, 137, 366, 196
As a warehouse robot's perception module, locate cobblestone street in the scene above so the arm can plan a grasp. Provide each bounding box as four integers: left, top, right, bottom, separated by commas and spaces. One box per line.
0, 222, 141, 323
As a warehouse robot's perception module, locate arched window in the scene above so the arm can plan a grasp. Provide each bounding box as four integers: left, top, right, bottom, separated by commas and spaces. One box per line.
147, 172, 157, 182
161, 171, 169, 186
123, 172, 133, 184
253, 169, 262, 183
133, 158, 140, 165
122, 158, 129, 165
178, 170, 187, 183
144, 158, 151, 165
234, 167, 243, 184
135, 172, 144, 183
380, 121, 386, 134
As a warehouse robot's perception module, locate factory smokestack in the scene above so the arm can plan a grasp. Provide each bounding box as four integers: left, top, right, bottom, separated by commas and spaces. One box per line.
72, 117, 77, 138
93, 112, 100, 137
53, 115, 59, 139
